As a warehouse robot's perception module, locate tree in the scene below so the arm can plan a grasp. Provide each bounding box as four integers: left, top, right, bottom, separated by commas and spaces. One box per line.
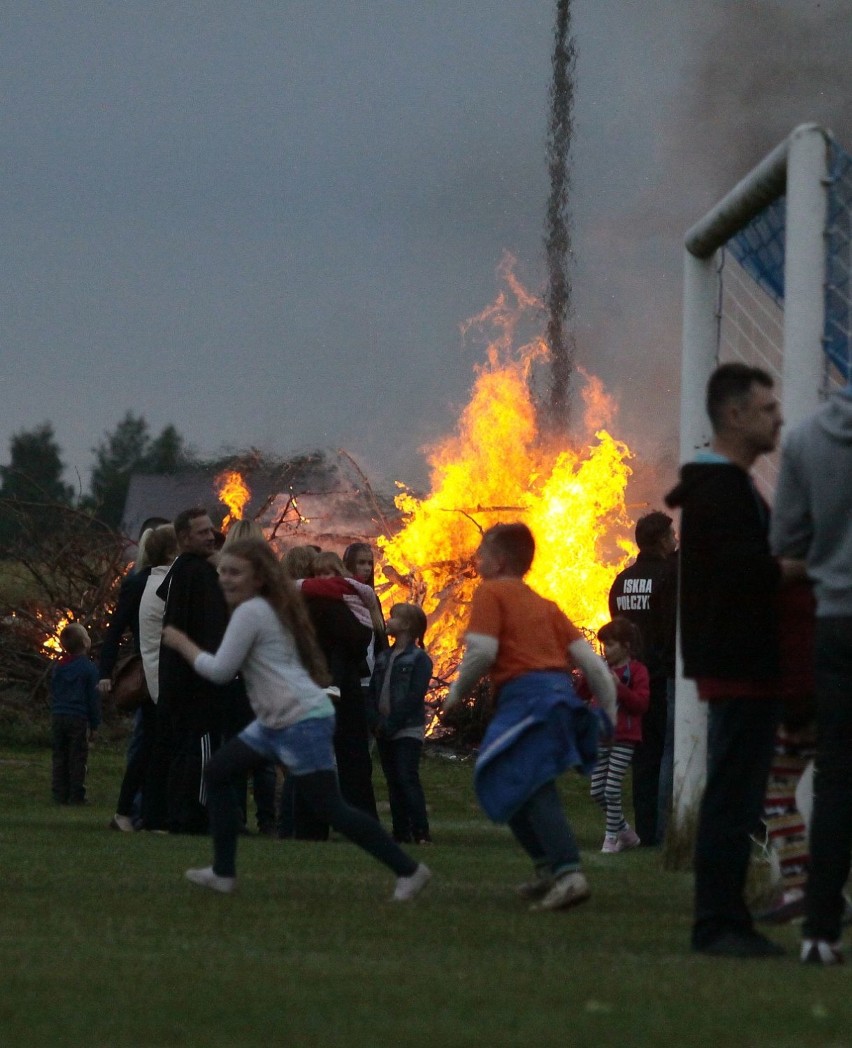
0, 423, 73, 549
0, 423, 73, 504
88, 413, 190, 529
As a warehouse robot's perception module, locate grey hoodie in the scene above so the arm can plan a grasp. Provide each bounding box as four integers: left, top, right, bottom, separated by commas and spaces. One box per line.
770, 389, 852, 616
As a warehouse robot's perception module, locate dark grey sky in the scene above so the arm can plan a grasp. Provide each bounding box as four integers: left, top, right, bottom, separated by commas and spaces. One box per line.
2, 2, 848, 495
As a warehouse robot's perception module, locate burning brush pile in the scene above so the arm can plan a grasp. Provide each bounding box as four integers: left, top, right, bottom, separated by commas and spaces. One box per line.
227, 270, 638, 729
372, 271, 637, 693
0, 503, 128, 727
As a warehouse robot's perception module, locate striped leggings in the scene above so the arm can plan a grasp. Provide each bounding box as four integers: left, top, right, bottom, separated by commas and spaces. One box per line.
590, 742, 636, 835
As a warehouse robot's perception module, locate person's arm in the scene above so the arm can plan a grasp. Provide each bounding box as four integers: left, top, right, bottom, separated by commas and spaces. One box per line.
162, 603, 256, 685
443, 634, 499, 713
569, 638, 616, 724
99, 573, 145, 688
770, 439, 812, 561
87, 664, 102, 732
383, 652, 433, 737
615, 660, 650, 716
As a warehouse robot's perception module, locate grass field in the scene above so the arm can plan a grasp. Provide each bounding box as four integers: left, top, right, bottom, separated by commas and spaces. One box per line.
0, 742, 849, 1048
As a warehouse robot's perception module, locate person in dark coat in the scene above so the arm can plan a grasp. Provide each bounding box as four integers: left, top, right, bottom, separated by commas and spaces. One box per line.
665, 362, 788, 959
608, 511, 677, 845
157, 507, 240, 834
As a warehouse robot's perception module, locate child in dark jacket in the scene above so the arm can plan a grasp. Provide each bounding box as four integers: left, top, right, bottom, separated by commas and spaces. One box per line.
51, 623, 101, 804
367, 604, 433, 844
580, 617, 650, 853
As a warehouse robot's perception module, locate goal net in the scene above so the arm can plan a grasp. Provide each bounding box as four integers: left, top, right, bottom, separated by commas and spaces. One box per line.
674, 124, 852, 821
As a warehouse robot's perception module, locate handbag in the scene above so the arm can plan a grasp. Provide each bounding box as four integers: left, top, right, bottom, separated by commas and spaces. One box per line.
111, 653, 149, 712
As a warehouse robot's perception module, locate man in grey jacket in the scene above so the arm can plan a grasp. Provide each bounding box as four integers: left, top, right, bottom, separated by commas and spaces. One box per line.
771, 384, 852, 966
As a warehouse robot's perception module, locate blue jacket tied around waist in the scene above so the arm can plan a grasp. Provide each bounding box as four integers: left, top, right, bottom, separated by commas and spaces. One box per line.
473, 671, 604, 823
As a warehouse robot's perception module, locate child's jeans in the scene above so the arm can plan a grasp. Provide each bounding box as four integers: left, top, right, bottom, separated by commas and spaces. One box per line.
507, 780, 581, 875
52, 714, 89, 803
377, 737, 430, 842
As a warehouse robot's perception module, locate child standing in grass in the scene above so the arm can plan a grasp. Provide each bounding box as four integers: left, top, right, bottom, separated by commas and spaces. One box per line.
368, 603, 433, 844
581, 617, 650, 853
50, 623, 101, 805
162, 537, 430, 901
442, 523, 616, 912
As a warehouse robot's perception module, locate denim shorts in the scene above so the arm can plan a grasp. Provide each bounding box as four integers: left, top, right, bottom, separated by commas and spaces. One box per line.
239, 715, 337, 776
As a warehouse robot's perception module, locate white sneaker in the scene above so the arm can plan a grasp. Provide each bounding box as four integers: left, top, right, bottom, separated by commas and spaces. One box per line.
532, 870, 591, 912
392, 863, 432, 902
110, 814, 135, 833
185, 866, 237, 894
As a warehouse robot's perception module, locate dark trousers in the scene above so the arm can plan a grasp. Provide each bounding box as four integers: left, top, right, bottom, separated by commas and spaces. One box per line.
141, 699, 171, 830
632, 675, 668, 844
293, 693, 377, 839
692, 696, 781, 948
204, 737, 417, 879
116, 697, 157, 817
507, 780, 581, 875
51, 714, 89, 803
377, 737, 430, 842
167, 703, 218, 834
804, 617, 852, 943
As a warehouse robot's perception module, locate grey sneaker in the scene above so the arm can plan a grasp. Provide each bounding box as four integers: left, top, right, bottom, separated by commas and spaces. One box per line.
185, 866, 237, 894
392, 863, 432, 902
532, 870, 591, 912
110, 814, 135, 833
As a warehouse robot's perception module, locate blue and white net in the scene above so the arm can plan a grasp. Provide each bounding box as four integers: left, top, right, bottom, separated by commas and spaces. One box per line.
716, 137, 852, 495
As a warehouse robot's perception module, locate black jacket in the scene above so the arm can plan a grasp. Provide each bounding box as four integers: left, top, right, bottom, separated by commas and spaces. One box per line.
665, 462, 780, 681
156, 553, 232, 713
608, 552, 677, 679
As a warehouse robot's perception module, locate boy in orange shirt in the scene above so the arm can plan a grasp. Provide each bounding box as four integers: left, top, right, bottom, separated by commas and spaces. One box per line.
443, 523, 616, 911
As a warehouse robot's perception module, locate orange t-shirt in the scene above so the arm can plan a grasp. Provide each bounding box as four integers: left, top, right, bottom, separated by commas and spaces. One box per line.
466, 577, 583, 691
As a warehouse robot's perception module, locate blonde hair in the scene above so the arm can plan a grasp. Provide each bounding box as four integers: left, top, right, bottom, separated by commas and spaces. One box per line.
221, 519, 265, 550
59, 622, 90, 655
144, 524, 178, 568
281, 545, 319, 581
311, 551, 346, 577
221, 538, 330, 687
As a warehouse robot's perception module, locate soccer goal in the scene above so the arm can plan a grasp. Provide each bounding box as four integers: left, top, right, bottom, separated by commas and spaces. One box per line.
673, 123, 852, 826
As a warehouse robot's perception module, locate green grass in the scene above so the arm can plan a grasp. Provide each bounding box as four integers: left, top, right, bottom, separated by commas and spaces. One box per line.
1, 744, 849, 1048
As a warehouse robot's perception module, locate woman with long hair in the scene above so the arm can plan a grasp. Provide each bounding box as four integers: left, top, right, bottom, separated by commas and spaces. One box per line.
162, 538, 430, 900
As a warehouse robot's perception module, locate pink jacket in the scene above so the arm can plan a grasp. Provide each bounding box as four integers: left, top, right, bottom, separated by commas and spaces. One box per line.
577, 658, 650, 744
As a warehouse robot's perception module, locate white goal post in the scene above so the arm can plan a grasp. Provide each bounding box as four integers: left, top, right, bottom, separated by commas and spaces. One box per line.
673, 123, 840, 827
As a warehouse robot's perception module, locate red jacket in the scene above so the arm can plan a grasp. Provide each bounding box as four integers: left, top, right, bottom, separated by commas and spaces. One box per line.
577, 658, 650, 744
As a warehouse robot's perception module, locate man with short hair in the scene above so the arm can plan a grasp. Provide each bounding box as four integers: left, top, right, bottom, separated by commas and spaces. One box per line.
608, 511, 677, 846
158, 507, 233, 834
666, 362, 787, 957
770, 383, 852, 966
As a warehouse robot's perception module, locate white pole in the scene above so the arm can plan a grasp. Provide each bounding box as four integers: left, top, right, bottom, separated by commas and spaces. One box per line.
782, 124, 830, 426
672, 250, 718, 826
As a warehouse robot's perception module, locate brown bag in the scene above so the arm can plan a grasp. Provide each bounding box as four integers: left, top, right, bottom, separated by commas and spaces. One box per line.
111, 654, 149, 712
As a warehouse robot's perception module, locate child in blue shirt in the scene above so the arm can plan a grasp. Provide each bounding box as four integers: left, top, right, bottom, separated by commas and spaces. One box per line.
51, 623, 101, 804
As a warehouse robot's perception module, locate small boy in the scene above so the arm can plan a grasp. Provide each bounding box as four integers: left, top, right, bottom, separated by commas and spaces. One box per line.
443, 523, 616, 911
51, 623, 101, 805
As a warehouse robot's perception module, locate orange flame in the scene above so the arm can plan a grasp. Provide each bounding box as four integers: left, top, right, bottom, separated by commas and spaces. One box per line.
42, 612, 75, 657
216, 470, 251, 531
376, 265, 637, 687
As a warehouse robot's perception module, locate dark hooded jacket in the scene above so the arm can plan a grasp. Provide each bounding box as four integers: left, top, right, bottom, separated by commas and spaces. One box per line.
665, 461, 780, 682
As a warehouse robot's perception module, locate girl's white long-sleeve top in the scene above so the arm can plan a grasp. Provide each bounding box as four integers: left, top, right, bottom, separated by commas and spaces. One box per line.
192, 596, 333, 729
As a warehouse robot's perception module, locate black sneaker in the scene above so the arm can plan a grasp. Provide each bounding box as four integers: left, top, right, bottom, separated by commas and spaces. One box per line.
695, 931, 785, 958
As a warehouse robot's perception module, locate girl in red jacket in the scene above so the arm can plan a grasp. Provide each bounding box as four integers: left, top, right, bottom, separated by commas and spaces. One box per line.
582, 617, 650, 853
